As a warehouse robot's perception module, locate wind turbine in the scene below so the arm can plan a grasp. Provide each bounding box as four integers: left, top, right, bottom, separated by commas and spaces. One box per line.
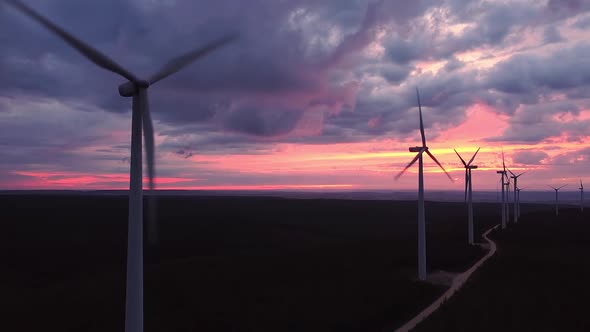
516, 187, 524, 219
508, 170, 527, 223
4, 1, 237, 332
549, 185, 567, 216
496, 152, 509, 229
580, 179, 584, 212
454, 147, 480, 245
395, 88, 454, 281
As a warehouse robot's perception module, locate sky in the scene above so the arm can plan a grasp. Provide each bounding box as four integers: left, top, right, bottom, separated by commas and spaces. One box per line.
1, 0, 590, 191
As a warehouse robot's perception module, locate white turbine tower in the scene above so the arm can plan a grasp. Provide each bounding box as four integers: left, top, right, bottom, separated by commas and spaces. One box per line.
5, 1, 237, 332
395, 88, 454, 281
549, 185, 567, 216
454, 148, 480, 245
508, 170, 526, 223
580, 179, 584, 212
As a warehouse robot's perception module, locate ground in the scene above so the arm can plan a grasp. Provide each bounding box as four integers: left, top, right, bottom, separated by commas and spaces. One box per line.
1, 194, 580, 331
414, 207, 590, 332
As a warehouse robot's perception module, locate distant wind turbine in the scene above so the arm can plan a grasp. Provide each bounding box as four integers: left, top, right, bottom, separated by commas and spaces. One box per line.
496, 152, 509, 229
395, 88, 454, 281
4, 1, 237, 332
508, 169, 526, 223
580, 179, 584, 212
454, 147, 480, 245
516, 187, 524, 219
549, 185, 567, 216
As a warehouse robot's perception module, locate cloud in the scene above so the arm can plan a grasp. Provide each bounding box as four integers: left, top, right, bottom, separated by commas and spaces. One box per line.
487, 42, 590, 94
485, 99, 590, 143
572, 15, 590, 29
543, 26, 564, 44
512, 150, 549, 165
2, 0, 590, 189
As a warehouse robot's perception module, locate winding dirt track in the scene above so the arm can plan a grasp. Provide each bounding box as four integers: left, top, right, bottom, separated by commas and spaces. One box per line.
394, 224, 500, 332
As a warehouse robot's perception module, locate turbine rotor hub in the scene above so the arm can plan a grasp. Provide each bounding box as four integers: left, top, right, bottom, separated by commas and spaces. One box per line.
136, 80, 150, 88
118, 81, 136, 97
409, 146, 427, 152
118, 80, 150, 97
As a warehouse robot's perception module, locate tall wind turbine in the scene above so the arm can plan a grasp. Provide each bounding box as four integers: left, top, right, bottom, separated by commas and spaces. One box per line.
508, 170, 526, 223
496, 153, 509, 229
549, 185, 567, 216
516, 187, 524, 219
454, 147, 480, 245
580, 180, 584, 212
5, 1, 237, 332
395, 88, 454, 281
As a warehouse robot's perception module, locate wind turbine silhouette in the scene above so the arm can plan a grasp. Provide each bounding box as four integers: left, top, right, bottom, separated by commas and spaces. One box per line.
549, 185, 567, 216
4, 1, 237, 332
508, 169, 526, 223
580, 179, 584, 212
395, 88, 454, 281
496, 152, 509, 229
516, 187, 524, 219
454, 148, 480, 245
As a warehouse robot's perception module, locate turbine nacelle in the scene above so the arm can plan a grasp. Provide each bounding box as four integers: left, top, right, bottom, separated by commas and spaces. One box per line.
468, 165, 478, 169
409, 146, 426, 153
118, 80, 150, 97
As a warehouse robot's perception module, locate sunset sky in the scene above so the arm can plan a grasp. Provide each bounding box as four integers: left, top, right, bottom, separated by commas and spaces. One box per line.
1, 0, 589, 191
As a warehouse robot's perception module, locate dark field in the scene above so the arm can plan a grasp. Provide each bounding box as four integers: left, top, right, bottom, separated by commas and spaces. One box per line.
415, 207, 590, 332
0, 194, 555, 331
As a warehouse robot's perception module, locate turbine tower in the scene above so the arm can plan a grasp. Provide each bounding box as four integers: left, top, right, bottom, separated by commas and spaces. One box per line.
496, 152, 509, 229
5, 2, 237, 332
395, 88, 454, 281
580, 180, 584, 212
454, 147, 480, 245
516, 187, 524, 219
549, 185, 567, 216
502, 153, 511, 225
508, 170, 526, 223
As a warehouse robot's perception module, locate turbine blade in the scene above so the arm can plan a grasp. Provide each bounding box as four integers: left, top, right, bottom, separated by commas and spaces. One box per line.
558, 184, 567, 190
466, 147, 481, 166
502, 150, 506, 171
507, 168, 516, 177
148, 34, 238, 85
394, 152, 422, 180
425, 150, 454, 182
454, 149, 467, 166
140, 89, 158, 244
416, 88, 426, 147
5, 0, 138, 83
